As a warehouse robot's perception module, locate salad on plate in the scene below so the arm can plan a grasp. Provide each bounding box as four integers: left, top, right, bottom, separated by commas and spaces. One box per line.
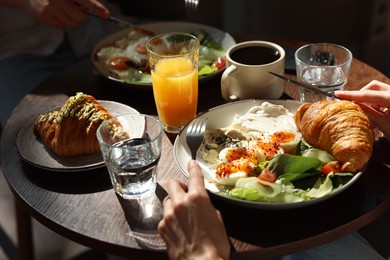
197, 102, 356, 205
94, 29, 227, 85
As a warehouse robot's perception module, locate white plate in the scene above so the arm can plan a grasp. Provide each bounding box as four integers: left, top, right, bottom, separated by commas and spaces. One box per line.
173, 100, 363, 209
92, 21, 236, 90
16, 101, 139, 172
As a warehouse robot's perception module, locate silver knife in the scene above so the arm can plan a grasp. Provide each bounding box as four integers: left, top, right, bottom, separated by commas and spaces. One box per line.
269, 71, 334, 98
87, 12, 155, 36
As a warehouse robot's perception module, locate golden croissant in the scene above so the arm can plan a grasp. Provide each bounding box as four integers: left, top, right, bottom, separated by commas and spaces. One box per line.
295, 100, 374, 173
33, 92, 112, 157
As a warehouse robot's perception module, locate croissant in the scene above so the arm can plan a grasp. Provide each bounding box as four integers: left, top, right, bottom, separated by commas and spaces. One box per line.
294, 100, 374, 173
33, 92, 112, 157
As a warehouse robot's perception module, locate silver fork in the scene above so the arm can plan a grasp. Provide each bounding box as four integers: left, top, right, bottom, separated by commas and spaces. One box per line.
186, 117, 208, 160
184, 0, 200, 12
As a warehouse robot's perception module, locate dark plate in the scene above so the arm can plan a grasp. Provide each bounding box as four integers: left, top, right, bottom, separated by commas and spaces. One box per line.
16, 101, 138, 172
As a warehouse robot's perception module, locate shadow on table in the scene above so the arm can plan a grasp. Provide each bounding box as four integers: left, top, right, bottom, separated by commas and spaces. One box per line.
22, 162, 112, 194
116, 183, 167, 251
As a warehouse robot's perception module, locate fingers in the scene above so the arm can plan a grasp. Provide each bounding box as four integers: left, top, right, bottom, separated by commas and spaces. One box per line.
159, 161, 208, 246
357, 103, 390, 126
51, 0, 86, 28
165, 160, 205, 199
335, 90, 390, 108
215, 209, 225, 226
25, 0, 109, 29
164, 180, 195, 242
188, 160, 207, 194
26, 0, 87, 29
58, 0, 86, 25
361, 80, 390, 92
158, 197, 182, 243
165, 179, 187, 204
75, 0, 110, 19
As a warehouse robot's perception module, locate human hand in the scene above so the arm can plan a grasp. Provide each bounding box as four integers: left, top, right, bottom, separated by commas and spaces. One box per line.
21, 0, 109, 29
335, 80, 390, 140
158, 160, 230, 260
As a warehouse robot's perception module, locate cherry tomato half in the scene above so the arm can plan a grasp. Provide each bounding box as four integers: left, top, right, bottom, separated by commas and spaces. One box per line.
135, 41, 147, 55
321, 161, 341, 175
211, 57, 227, 70
258, 168, 277, 183
108, 57, 131, 71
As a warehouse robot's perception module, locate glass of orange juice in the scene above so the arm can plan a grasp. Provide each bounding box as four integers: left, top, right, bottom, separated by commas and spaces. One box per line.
146, 33, 200, 134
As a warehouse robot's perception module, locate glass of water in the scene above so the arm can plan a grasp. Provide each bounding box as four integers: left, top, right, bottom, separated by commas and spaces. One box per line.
295, 43, 352, 102
96, 114, 163, 199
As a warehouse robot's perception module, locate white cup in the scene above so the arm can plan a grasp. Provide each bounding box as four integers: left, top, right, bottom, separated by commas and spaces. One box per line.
221, 41, 285, 101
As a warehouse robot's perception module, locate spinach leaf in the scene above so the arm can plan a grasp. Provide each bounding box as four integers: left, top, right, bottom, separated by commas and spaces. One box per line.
267, 154, 325, 177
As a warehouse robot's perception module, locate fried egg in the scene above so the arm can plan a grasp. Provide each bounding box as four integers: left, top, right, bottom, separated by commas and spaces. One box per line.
123, 36, 149, 65
97, 35, 150, 79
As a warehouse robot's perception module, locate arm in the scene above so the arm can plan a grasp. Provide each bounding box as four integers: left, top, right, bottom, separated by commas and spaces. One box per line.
335, 80, 390, 141
1, 0, 109, 29
158, 160, 231, 260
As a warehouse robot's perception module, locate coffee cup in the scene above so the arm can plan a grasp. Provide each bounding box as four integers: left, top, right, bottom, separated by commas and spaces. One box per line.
221, 41, 285, 101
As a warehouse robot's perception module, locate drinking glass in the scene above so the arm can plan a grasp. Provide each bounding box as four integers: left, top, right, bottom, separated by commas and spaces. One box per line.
96, 114, 163, 199
295, 43, 352, 102
146, 32, 200, 134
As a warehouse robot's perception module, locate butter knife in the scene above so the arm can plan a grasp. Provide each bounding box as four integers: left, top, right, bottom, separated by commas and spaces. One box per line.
269, 71, 334, 98
87, 12, 155, 36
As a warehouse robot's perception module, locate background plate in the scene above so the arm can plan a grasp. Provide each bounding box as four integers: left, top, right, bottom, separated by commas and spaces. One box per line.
173, 99, 363, 209
16, 101, 138, 172
92, 21, 236, 90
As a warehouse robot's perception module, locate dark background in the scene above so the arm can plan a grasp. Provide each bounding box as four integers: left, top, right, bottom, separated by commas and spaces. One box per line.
122, 0, 390, 78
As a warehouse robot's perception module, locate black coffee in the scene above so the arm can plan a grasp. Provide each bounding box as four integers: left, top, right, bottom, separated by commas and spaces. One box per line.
230, 46, 280, 65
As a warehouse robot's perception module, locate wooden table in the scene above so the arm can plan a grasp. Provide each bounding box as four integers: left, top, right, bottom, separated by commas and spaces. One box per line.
2, 35, 390, 259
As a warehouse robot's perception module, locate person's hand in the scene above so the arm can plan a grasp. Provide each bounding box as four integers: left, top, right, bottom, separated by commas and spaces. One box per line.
335, 80, 390, 140
21, 0, 109, 29
158, 160, 230, 260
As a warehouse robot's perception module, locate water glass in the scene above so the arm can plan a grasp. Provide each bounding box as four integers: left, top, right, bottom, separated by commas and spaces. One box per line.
146, 32, 200, 134
295, 43, 352, 102
96, 114, 163, 199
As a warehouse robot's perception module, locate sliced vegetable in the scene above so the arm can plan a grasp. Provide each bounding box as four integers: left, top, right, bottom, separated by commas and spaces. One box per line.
229, 177, 304, 203
224, 153, 356, 203
211, 57, 227, 70
198, 65, 217, 76
302, 148, 335, 163
135, 42, 147, 55
108, 57, 131, 71
321, 161, 341, 175
254, 161, 268, 175
304, 173, 334, 198
258, 168, 277, 183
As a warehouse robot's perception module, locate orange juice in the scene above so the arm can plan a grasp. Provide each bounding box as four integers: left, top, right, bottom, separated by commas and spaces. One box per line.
151, 57, 198, 129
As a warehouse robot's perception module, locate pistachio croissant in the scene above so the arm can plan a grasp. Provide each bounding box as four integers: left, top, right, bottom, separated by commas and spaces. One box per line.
295, 100, 374, 173
33, 92, 112, 157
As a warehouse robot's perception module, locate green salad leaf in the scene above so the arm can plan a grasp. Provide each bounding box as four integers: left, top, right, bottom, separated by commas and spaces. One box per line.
225, 152, 354, 204
189, 30, 226, 77
190, 30, 223, 50
268, 154, 325, 178
198, 65, 217, 76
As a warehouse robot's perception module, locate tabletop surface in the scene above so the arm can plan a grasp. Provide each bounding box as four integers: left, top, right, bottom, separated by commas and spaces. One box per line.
2, 34, 390, 259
